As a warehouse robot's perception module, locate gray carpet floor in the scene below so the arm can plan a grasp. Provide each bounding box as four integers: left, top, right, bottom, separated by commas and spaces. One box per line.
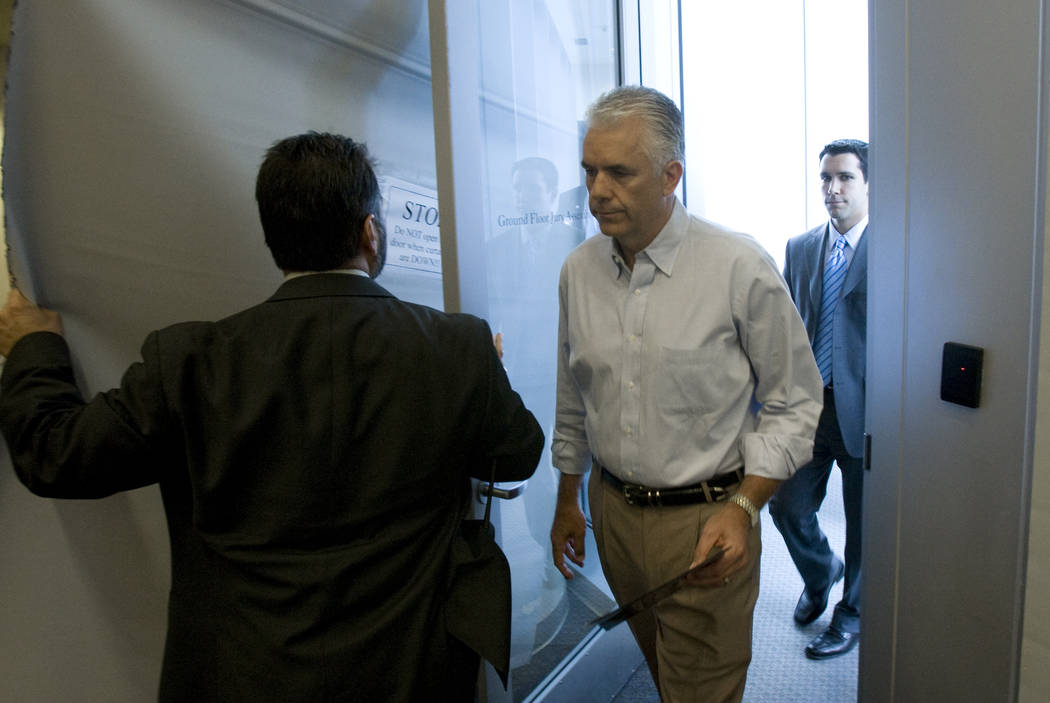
611, 467, 858, 702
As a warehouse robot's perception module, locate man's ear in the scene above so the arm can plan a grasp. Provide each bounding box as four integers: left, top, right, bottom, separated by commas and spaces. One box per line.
359, 214, 378, 255
662, 160, 684, 196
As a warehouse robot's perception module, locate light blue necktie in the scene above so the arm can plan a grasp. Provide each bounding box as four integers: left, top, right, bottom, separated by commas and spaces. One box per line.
813, 234, 848, 385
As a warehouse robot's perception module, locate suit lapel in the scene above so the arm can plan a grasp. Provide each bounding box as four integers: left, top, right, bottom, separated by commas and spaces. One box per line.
807, 223, 830, 309
841, 225, 868, 296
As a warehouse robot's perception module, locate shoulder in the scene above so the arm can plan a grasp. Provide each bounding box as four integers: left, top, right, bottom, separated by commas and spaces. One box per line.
787, 223, 826, 250
567, 232, 608, 259
681, 213, 778, 273
148, 319, 217, 347
783, 224, 826, 269
388, 301, 494, 348
561, 233, 611, 276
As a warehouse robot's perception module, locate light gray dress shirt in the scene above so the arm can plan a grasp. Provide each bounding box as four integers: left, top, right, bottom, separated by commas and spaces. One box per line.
552, 199, 822, 487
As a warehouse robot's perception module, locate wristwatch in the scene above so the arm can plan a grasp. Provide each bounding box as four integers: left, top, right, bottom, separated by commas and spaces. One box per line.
729, 493, 759, 528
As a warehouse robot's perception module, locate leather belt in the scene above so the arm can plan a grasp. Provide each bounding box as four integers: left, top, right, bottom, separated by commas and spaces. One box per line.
600, 466, 744, 507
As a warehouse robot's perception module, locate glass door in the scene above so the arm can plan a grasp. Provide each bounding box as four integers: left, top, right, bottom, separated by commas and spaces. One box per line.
428, 1, 643, 700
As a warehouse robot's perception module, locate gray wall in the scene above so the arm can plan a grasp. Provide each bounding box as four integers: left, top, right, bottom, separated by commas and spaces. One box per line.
1020, 165, 1050, 701
0, 1, 435, 699
866, 0, 1047, 700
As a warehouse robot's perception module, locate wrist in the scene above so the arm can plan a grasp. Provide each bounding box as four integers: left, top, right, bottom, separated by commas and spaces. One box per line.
728, 493, 759, 528
556, 474, 583, 507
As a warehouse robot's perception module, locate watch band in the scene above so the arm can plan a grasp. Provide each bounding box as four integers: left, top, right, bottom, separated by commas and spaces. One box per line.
729, 493, 759, 528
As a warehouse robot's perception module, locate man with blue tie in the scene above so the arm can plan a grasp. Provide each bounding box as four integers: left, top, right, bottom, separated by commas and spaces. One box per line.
770, 138, 869, 660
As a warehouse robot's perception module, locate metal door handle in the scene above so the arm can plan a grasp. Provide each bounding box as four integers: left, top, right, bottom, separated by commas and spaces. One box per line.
477, 480, 528, 502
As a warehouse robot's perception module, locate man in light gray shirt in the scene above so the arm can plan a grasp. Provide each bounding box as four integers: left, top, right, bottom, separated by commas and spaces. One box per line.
548, 86, 823, 702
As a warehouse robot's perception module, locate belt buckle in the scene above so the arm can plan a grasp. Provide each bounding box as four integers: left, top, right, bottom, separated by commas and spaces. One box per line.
622, 484, 639, 506
622, 484, 662, 507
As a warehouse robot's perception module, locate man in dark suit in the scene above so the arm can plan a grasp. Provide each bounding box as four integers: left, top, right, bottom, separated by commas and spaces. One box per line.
0, 132, 544, 701
770, 138, 868, 660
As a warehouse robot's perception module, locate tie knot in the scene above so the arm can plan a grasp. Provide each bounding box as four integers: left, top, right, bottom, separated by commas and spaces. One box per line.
834, 235, 848, 253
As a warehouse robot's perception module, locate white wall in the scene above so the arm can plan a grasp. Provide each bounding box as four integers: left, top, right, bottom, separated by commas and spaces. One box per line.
681, 0, 868, 268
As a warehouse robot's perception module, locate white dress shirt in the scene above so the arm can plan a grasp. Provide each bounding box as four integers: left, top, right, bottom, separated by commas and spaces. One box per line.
552, 199, 822, 487
284, 268, 371, 280
826, 215, 868, 269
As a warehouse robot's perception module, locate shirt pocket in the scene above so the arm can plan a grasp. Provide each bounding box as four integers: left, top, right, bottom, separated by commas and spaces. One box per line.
656, 346, 725, 417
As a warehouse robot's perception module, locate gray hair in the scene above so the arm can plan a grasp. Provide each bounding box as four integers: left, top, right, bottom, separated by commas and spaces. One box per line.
585, 85, 685, 170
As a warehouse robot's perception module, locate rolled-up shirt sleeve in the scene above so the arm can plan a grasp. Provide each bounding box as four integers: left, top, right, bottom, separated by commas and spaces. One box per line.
736, 254, 823, 481
551, 262, 593, 476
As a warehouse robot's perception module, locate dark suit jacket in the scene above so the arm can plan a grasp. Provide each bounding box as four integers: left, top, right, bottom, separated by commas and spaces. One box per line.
0, 273, 543, 702
784, 223, 868, 457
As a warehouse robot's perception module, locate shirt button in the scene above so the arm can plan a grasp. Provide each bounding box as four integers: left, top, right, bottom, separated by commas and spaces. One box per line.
628, 335, 636, 342
633, 289, 641, 296
628, 381, 635, 389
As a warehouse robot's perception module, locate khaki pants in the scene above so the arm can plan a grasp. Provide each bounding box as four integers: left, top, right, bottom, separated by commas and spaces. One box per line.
589, 468, 761, 703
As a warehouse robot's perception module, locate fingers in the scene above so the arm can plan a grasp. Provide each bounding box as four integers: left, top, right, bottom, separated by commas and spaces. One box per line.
4, 287, 30, 312
683, 505, 752, 587
686, 548, 744, 587
0, 287, 64, 356
550, 511, 586, 581
553, 541, 580, 580
689, 529, 718, 571
564, 535, 585, 567
551, 530, 585, 575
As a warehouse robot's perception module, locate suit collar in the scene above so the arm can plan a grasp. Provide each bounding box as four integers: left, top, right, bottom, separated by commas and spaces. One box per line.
842, 227, 868, 295
267, 272, 396, 302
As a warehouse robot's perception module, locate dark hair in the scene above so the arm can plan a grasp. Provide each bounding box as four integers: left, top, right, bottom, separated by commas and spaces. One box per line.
255, 132, 382, 271
512, 156, 559, 194
820, 139, 869, 181
586, 85, 685, 170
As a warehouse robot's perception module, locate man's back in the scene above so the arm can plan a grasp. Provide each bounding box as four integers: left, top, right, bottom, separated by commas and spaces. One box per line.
1, 273, 543, 702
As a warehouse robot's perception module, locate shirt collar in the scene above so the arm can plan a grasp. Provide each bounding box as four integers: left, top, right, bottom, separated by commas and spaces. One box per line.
830, 215, 868, 251
284, 268, 371, 281
607, 197, 687, 278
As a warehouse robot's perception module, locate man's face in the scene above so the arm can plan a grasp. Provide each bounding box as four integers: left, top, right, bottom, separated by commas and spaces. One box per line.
513, 168, 555, 214
581, 117, 679, 251
820, 152, 869, 233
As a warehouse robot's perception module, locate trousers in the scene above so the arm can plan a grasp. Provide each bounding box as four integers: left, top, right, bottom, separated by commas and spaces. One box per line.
588, 467, 760, 703
769, 388, 863, 633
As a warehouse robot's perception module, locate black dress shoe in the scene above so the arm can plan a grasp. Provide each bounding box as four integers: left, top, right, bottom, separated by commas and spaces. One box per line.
793, 559, 845, 625
805, 625, 859, 660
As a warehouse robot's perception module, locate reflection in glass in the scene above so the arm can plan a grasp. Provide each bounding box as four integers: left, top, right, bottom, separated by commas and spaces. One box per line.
471, 1, 616, 699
